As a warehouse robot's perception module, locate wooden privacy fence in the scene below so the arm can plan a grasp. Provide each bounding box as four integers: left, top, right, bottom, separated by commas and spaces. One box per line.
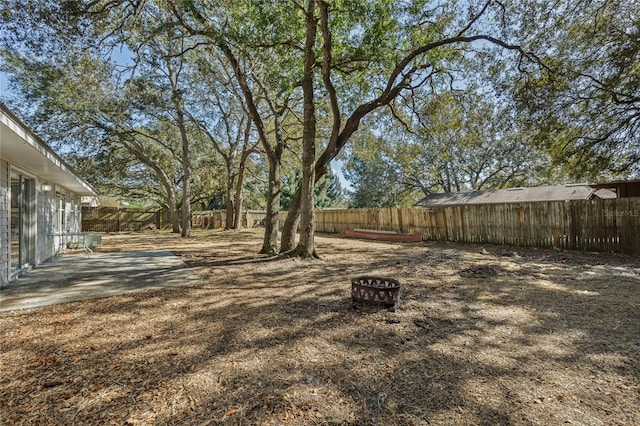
315, 198, 640, 254
82, 207, 169, 232
192, 210, 269, 229
194, 197, 640, 255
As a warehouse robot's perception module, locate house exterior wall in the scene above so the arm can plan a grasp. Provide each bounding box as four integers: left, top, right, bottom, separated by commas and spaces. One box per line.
0, 161, 84, 287
1, 102, 92, 287
36, 185, 55, 265
0, 159, 9, 288
67, 193, 81, 233
47, 187, 83, 257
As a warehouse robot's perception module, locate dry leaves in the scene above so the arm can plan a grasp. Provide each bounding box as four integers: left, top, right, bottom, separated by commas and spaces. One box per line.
1, 229, 638, 425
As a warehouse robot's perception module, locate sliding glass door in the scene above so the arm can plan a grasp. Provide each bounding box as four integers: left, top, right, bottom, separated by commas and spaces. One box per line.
10, 171, 35, 275
10, 173, 19, 272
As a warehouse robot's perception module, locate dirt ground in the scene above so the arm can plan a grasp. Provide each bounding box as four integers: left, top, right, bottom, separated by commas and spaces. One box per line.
1, 229, 638, 425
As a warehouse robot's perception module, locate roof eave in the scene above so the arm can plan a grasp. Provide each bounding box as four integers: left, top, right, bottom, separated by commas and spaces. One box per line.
0, 103, 96, 196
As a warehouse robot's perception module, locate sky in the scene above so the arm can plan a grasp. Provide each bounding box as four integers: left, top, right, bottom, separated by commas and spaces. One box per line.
331, 159, 351, 191
109, 46, 352, 190
0, 63, 352, 191
0, 71, 10, 101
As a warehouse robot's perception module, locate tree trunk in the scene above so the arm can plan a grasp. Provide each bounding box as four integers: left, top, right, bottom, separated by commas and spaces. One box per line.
166, 190, 181, 233
234, 146, 252, 230
156, 174, 181, 233
216, 41, 283, 253
281, 164, 334, 252
225, 162, 235, 230
280, 189, 301, 252
260, 147, 282, 254
176, 104, 192, 238
225, 191, 234, 230
233, 183, 244, 230
180, 170, 191, 237
128, 141, 182, 233
291, 0, 318, 258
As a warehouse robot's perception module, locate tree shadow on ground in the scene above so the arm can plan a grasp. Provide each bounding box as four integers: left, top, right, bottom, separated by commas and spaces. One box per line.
1, 230, 638, 425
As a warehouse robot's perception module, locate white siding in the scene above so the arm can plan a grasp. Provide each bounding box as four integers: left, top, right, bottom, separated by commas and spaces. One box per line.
0, 166, 87, 285
68, 194, 81, 233
1, 103, 94, 286
0, 159, 9, 288
46, 187, 83, 257
36, 184, 56, 264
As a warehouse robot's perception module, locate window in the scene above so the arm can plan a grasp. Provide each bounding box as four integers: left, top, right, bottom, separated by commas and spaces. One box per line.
10, 170, 35, 273
70, 195, 79, 231
56, 192, 66, 233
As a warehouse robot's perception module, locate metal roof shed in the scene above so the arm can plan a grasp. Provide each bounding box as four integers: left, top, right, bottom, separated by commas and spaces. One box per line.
414, 184, 617, 208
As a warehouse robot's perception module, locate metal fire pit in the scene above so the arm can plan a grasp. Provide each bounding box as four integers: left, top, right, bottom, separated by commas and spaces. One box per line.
351, 276, 400, 308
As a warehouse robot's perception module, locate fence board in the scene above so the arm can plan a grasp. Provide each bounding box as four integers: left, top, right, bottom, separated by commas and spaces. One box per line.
82, 207, 169, 232
190, 197, 639, 255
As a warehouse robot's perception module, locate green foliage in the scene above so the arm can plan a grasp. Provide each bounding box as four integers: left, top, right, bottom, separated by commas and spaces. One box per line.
344, 74, 559, 202
502, 0, 640, 179
2, 0, 637, 235
344, 150, 410, 208
280, 169, 346, 210
343, 126, 418, 207
314, 169, 346, 209
404, 89, 552, 193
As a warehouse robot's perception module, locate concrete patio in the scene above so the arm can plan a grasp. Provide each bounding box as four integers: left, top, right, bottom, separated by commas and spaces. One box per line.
0, 250, 202, 312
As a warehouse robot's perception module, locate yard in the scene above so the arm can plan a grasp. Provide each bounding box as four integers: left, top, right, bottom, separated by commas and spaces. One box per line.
1, 229, 638, 425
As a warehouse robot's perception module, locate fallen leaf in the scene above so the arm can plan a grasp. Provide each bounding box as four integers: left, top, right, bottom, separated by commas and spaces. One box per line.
226, 408, 239, 416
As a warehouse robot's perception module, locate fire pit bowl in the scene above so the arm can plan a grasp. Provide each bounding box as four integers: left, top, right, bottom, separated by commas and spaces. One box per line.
351, 276, 400, 307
